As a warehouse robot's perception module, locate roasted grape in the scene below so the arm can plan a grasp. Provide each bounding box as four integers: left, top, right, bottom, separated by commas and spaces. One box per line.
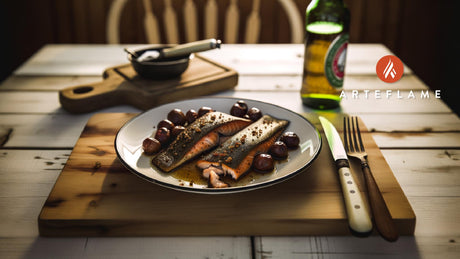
236, 100, 248, 112
198, 107, 213, 117
280, 132, 300, 148
230, 103, 247, 117
186, 109, 198, 124
155, 127, 171, 145
253, 153, 274, 172
142, 137, 161, 154
247, 107, 262, 121
269, 141, 288, 159
157, 119, 175, 131
167, 109, 186, 126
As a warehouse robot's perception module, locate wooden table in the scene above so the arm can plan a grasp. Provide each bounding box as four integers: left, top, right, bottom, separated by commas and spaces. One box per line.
1, 44, 459, 258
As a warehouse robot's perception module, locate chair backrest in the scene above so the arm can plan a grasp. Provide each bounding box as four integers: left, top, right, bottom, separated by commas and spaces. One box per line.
107, 0, 304, 44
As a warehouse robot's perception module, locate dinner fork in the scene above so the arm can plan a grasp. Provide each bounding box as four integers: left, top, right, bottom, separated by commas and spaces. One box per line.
343, 116, 399, 242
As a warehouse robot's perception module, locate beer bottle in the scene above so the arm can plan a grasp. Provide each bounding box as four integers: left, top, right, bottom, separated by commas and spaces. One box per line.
301, 0, 350, 109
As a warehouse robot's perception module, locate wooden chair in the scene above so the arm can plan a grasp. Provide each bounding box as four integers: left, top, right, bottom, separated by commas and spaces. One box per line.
106, 0, 304, 44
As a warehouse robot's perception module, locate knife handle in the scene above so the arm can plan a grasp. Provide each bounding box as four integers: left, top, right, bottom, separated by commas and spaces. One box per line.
362, 162, 399, 242
337, 160, 373, 236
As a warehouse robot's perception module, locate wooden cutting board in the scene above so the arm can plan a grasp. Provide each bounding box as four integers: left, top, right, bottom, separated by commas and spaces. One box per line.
59, 55, 238, 113
38, 113, 415, 237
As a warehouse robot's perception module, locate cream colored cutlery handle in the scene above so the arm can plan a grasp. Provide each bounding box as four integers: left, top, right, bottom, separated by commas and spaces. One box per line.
338, 166, 373, 235
162, 39, 221, 58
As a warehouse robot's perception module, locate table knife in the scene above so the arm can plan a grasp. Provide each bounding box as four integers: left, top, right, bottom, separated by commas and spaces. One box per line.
319, 116, 373, 236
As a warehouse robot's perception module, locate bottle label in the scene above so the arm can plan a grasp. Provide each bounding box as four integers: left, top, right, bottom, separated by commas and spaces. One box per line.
324, 33, 349, 88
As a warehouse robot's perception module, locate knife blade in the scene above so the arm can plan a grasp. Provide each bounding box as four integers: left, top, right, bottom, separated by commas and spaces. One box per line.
319, 116, 373, 236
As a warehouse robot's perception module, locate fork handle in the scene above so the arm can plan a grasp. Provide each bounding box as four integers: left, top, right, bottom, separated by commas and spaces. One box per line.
361, 161, 399, 242
336, 160, 373, 236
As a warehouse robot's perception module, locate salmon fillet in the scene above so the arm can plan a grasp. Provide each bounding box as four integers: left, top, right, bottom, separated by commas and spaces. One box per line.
197, 115, 289, 187
152, 112, 251, 172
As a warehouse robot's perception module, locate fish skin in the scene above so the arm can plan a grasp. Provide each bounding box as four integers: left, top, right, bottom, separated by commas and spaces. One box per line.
152, 112, 251, 172
197, 115, 289, 183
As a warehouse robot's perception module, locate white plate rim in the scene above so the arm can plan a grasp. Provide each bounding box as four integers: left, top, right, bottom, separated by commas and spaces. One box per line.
114, 97, 322, 194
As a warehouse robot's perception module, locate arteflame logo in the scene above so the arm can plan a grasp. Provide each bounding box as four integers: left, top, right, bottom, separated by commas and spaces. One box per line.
376, 55, 404, 83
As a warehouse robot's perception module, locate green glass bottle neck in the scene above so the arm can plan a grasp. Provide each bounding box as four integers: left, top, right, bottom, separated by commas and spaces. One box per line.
306, 0, 348, 34
307, 0, 345, 12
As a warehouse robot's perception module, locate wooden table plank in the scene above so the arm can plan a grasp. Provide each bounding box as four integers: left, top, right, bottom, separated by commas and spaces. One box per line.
0, 237, 87, 259
1, 236, 252, 259
0, 76, 101, 91
0, 149, 252, 255
0, 114, 94, 148
382, 150, 460, 197
357, 114, 460, 132
0, 74, 428, 92
13, 44, 128, 76
220, 91, 452, 114
372, 132, 460, 149
0, 197, 52, 237
201, 44, 413, 75
237, 74, 428, 91
0, 150, 69, 198
0, 90, 451, 115
0, 147, 454, 258
0, 92, 141, 114
254, 235, 459, 259
13, 44, 411, 77
37, 113, 415, 237
84, 237, 252, 259
1, 150, 458, 200
1, 113, 458, 149
1, 43, 458, 259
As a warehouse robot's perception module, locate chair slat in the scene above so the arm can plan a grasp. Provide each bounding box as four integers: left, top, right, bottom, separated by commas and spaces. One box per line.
205, 0, 218, 39
245, 0, 261, 43
142, 0, 161, 44
106, 0, 304, 44
183, 0, 198, 42
164, 0, 179, 44
225, 0, 239, 44
106, 0, 129, 44
277, 0, 304, 43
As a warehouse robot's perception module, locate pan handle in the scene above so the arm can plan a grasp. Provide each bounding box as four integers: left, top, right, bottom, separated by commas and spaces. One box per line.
59, 75, 126, 113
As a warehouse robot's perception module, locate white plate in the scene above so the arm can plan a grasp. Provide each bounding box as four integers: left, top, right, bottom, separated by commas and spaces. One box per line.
115, 97, 322, 194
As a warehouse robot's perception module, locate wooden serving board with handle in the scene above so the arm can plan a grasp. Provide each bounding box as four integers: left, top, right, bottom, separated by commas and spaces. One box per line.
59, 55, 238, 113
38, 113, 415, 237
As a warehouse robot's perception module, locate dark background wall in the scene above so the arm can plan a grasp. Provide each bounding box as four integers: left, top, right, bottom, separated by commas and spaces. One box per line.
0, 0, 458, 115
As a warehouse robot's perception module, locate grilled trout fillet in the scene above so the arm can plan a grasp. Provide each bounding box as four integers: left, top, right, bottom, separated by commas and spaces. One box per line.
152, 112, 251, 172
197, 115, 289, 188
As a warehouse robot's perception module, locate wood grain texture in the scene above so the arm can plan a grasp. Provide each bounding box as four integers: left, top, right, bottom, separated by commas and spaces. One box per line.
13, 44, 408, 76
0, 90, 452, 120
0, 73, 429, 92
0, 43, 459, 258
0, 236, 252, 259
1, 113, 458, 149
38, 113, 415, 237
58, 55, 238, 113
0, 149, 456, 238
254, 235, 460, 259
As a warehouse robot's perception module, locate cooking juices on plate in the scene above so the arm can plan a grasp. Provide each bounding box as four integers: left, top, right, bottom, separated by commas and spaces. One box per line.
142, 100, 300, 188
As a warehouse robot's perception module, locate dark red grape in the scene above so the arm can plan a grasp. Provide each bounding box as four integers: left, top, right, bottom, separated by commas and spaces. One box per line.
253, 153, 274, 172
167, 109, 186, 126
142, 137, 161, 154
269, 141, 288, 159
280, 132, 300, 148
